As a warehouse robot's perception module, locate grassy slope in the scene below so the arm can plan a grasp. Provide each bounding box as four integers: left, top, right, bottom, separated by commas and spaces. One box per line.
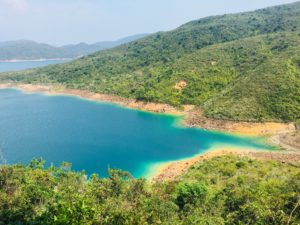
1, 2, 300, 122
1, 156, 300, 224
202, 32, 300, 121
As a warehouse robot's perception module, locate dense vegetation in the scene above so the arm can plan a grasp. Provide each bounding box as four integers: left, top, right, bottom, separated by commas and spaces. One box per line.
0, 35, 147, 60
0, 155, 299, 224
1, 2, 300, 122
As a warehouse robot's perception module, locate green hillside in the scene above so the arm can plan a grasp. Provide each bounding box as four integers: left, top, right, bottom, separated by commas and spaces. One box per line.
1, 156, 300, 224
1, 2, 300, 122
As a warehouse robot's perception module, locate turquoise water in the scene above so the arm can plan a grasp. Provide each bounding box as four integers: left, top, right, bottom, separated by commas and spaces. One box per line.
0, 89, 275, 177
0, 59, 70, 72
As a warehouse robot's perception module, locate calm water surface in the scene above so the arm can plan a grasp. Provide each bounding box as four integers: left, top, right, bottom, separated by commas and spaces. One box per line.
0, 59, 70, 72
0, 89, 275, 177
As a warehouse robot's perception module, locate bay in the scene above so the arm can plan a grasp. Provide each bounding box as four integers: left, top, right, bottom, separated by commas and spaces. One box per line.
0, 88, 274, 177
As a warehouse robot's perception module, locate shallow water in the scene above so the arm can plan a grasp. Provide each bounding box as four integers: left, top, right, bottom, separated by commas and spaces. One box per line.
0, 89, 275, 177
0, 59, 70, 72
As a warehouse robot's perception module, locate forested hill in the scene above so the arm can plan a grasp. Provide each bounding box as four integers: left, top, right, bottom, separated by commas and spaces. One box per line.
1, 156, 300, 224
0, 40, 68, 60
0, 34, 148, 60
1, 2, 300, 122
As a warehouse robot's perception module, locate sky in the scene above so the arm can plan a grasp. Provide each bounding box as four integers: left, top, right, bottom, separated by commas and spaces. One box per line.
0, 0, 297, 45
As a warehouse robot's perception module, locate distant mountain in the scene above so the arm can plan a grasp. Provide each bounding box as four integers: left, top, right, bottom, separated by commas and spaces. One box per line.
0, 40, 66, 60
1, 2, 300, 122
61, 34, 148, 57
0, 34, 148, 60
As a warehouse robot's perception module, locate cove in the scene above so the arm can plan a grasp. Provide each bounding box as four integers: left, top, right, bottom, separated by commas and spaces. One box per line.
0, 88, 275, 177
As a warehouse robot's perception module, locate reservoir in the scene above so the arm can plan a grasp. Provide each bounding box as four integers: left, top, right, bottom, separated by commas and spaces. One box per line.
0, 88, 274, 177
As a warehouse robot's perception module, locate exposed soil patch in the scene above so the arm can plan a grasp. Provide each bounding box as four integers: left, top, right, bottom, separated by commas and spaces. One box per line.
181, 106, 295, 135
211, 60, 218, 65
271, 131, 300, 152
153, 148, 300, 182
174, 80, 187, 90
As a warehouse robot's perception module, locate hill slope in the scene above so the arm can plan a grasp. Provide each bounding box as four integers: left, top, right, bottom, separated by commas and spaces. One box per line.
1, 2, 300, 122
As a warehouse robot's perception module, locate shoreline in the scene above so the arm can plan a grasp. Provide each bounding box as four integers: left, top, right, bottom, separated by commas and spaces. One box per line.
151, 146, 300, 182
0, 83, 188, 116
0, 83, 295, 135
148, 147, 257, 182
144, 146, 254, 180
0, 83, 299, 180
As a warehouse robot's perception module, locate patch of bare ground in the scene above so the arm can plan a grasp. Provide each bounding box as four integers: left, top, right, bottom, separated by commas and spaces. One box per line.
174, 81, 187, 90
271, 131, 300, 152
181, 106, 295, 135
153, 148, 300, 182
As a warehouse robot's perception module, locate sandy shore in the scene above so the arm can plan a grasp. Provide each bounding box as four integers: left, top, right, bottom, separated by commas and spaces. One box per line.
1, 83, 299, 181
182, 107, 296, 136
0, 83, 184, 116
152, 146, 300, 182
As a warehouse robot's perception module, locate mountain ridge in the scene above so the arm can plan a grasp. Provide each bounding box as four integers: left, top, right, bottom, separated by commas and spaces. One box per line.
0, 34, 148, 60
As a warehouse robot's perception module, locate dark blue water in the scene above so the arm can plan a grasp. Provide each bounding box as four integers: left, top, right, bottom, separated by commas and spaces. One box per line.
0, 60, 70, 72
0, 89, 274, 177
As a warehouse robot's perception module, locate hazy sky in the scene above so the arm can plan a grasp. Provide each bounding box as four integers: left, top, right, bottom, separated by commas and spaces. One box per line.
0, 0, 297, 45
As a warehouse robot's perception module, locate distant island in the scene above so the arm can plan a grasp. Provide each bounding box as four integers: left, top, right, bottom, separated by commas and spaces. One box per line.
0, 34, 148, 61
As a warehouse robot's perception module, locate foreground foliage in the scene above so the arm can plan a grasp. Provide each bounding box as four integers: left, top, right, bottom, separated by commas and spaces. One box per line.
0, 155, 300, 225
1, 2, 300, 122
